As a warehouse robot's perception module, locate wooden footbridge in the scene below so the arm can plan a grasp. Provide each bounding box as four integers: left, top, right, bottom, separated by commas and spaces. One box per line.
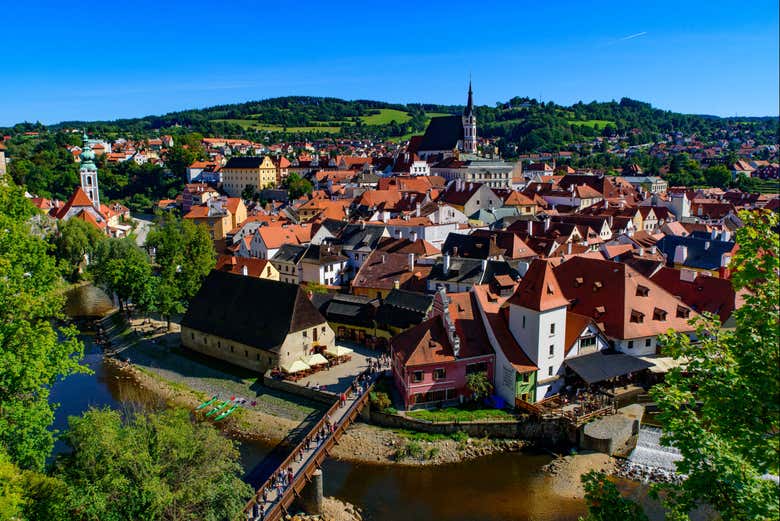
239, 373, 379, 521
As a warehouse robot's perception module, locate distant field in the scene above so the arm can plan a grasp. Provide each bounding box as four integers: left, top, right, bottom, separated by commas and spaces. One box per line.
213, 119, 341, 133
750, 178, 780, 194
360, 108, 412, 125
568, 119, 615, 128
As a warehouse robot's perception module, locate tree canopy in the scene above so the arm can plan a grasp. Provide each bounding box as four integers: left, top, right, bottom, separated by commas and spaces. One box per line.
0, 182, 85, 471
52, 408, 252, 521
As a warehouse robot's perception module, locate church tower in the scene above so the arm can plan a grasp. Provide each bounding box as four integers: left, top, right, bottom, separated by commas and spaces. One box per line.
79, 133, 100, 210
461, 80, 477, 154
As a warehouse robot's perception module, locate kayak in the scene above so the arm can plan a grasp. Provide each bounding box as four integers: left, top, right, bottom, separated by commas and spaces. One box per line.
215, 404, 239, 421
205, 400, 230, 417
195, 395, 218, 411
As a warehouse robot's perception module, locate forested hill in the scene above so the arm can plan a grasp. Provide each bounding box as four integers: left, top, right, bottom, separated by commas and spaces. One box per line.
11, 95, 779, 154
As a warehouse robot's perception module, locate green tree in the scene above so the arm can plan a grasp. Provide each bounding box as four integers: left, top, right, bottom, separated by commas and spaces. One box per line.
53, 408, 252, 521
466, 372, 493, 401
703, 164, 732, 188
90, 237, 153, 311
649, 209, 780, 521
0, 182, 86, 471
241, 184, 256, 201
146, 213, 215, 328
283, 173, 313, 199
52, 218, 105, 280
579, 470, 648, 521
164, 143, 205, 183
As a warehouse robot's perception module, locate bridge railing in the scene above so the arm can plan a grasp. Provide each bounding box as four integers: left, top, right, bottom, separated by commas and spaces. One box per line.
239, 377, 375, 521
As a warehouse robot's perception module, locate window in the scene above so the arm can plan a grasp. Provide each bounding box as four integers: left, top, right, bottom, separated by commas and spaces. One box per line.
653, 308, 667, 321
244, 350, 248, 358
549, 345, 554, 357
548, 366, 554, 376
191, 332, 195, 339
256, 354, 260, 361
630, 310, 645, 323
412, 371, 423, 383
466, 362, 488, 374
230, 346, 234, 353
521, 372, 530, 383
303, 330, 307, 338
433, 368, 447, 380
580, 336, 597, 348
627, 340, 634, 349
645, 338, 652, 347
522, 315, 526, 328
217, 341, 221, 348
550, 323, 556, 335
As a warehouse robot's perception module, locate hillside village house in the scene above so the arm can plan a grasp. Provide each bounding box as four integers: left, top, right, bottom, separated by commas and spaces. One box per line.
214, 255, 280, 281
181, 270, 335, 373
183, 197, 246, 240
221, 156, 277, 196
391, 291, 495, 409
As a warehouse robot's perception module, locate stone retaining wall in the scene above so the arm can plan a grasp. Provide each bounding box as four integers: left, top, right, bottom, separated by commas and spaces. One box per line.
369, 409, 568, 445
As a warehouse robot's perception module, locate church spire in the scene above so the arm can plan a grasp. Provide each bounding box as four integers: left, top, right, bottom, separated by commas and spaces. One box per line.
461, 79, 477, 154
463, 78, 474, 117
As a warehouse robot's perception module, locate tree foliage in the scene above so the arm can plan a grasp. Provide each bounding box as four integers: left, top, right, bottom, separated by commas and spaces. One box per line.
90, 237, 153, 311
283, 173, 313, 199
466, 372, 493, 400
648, 209, 780, 521
52, 408, 252, 521
0, 182, 86, 471
52, 217, 106, 280
579, 470, 648, 521
145, 213, 215, 325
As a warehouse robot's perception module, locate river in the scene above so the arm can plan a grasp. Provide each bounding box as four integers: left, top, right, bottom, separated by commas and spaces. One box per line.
50, 286, 588, 521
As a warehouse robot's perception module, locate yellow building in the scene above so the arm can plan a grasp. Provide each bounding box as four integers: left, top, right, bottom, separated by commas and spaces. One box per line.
221, 156, 277, 196
184, 197, 246, 240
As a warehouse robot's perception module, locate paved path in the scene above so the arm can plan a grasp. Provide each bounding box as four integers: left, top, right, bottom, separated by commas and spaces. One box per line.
295, 343, 381, 393
245, 367, 387, 521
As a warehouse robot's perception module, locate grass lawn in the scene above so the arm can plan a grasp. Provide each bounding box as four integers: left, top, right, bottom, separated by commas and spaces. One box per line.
749, 178, 780, 193
408, 406, 514, 422
360, 108, 412, 125
212, 119, 342, 133
567, 119, 615, 128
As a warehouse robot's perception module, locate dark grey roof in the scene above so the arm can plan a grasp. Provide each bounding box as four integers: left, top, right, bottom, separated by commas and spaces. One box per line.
564, 351, 654, 384
318, 218, 350, 236
302, 244, 347, 264
271, 244, 309, 263
418, 116, 463, 152
322, 294, 378, 327
337, 224, 387, 251
223, 156, 268, 169
442, 234, 494, 260
181, 270, 326, 352
428, 258, 519, 286
375, 289, 433, 329
656, 234, 735, 270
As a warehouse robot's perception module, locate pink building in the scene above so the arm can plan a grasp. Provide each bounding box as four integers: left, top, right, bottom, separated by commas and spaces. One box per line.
391, 292, 495, 409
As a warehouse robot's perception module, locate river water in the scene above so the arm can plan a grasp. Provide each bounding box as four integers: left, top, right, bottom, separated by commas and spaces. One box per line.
50, 285, 588, 521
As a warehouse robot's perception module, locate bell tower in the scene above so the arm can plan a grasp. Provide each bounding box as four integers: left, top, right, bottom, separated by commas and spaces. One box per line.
79, 133, 100, 210
462, 79, 477, 154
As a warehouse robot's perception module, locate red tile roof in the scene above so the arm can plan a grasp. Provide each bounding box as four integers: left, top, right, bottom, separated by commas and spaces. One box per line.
507, 259, 569, 311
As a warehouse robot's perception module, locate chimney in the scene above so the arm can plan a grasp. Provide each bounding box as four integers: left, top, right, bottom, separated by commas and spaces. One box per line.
680, 268, 697, 283
674, 245, 688, 264
381, 253, 387, 263
567, 242, 572, 255
393, 279, 400, 290
443, 254, 451, 276
527, 220, 533, 236
481, 259, 488, 273
241, 264, 248, 276
544, 217, 551, 232
408, 253, 415, 272
415, 202, 421, 217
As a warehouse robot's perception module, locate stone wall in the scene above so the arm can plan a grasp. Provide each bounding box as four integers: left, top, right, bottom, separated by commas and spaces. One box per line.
181, 325, 276, 373
368, 409, 568, 445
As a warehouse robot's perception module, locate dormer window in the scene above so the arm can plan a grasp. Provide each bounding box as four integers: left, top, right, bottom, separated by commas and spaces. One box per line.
653, 308, 667, 321
630, 310, 645, 323
593, 281, 603, 292
676, 305, 691, 318
594, 305, 605, 317
636, 285, 649, 297
574, 277, 584, 288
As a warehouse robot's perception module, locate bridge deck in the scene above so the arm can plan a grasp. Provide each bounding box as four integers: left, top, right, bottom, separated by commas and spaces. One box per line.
240, 370, 382, 521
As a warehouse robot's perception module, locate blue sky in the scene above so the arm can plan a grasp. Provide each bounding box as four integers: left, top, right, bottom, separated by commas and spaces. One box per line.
1, 0, 777, 125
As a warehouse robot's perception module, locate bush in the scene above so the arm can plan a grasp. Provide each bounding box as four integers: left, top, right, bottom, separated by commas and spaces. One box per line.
451, 430, 468, 443
396, 440, 424, 460
369, 391, 392, 411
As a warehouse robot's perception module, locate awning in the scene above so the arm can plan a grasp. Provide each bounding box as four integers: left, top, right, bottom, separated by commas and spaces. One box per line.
638, 354, 687, 374
281, 360, 311, 373
303, 353, 328, 366
325, 345, 354, 357
564, 351, 654, 384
